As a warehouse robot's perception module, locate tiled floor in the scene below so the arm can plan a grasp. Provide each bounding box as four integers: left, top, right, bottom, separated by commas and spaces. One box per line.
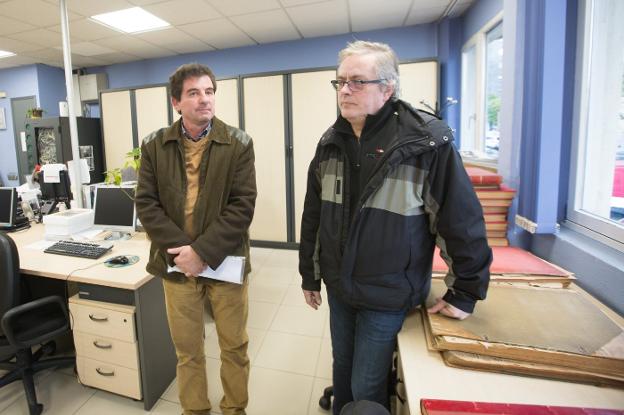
0, 247, 333, 415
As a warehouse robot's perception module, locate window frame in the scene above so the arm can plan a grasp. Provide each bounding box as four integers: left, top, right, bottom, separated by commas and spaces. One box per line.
459, 12, 503, 164
566, 0, 624, 251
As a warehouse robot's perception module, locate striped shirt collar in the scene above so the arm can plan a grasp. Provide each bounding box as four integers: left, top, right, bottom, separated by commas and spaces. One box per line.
181, 119, 212, 142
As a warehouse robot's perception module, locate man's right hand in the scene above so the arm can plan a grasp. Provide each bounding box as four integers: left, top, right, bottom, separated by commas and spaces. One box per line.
303, 289, 322, 310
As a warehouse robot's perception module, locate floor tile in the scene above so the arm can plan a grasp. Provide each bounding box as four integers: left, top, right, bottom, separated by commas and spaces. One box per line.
247, 301, 279, 331
266, 249, 300, 269
73, 387, 147, 415
149, 399, 181, 414
253, 266, 299, 286
308, 377, 333, 415
2, 370, 95, 415
315, 338, 332, 380
250, 248, 273, 270
270, 304, 326, 337
248, 282, 288, 304
247, 367, 314, 415
254, 332, 321, 376
160, 357, 223, 411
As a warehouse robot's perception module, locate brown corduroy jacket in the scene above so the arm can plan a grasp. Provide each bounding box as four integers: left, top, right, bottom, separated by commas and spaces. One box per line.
135, 117, 257, 281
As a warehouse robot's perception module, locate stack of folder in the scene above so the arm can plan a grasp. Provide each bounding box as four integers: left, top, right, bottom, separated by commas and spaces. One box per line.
465, 166, 516, 247
422, 280, 624, 388
420, 399, 624, 415
432, 246, 575, 287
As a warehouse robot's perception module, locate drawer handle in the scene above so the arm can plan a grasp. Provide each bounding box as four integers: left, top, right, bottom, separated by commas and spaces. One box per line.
96, 367, 115, 377
93, 340, 112, 349
89, 313, 109, 322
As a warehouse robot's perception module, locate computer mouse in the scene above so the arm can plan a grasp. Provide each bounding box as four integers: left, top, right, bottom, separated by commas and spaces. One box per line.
108, 256, 129, 265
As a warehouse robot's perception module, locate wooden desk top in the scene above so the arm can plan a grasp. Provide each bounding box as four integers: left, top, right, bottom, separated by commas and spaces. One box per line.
10, 223, 154, 290
397, 310, 624, 411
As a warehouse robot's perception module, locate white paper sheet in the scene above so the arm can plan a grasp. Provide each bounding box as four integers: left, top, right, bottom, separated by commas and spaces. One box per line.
167, 256, 245, 284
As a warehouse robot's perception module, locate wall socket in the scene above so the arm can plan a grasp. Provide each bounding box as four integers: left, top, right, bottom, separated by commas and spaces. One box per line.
515, 214, 538, 233
7, 172, 18, 181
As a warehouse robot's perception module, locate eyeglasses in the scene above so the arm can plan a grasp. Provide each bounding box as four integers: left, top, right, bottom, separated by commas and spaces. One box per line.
330, 79, 386, 91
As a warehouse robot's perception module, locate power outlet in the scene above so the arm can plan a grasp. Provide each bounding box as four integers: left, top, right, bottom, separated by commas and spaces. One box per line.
515, 215, 538, 233
7, 172, 18, 181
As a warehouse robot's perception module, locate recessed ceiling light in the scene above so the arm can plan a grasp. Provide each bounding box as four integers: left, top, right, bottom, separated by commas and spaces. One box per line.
0, 50, 16, 59
90, 7, 170, 34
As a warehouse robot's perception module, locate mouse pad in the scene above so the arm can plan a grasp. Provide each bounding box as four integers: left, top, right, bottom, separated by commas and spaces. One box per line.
104, 255, 140, 268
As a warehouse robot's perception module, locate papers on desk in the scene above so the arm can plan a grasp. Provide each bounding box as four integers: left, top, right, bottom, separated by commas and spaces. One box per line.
167, 256, 245, 284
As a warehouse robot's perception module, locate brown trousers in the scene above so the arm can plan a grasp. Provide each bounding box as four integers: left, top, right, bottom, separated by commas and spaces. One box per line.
163, 277, 250, 415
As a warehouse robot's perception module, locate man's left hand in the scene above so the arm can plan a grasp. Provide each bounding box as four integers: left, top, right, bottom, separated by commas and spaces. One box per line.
427, 298, 470, 320
167, 245, 205, 277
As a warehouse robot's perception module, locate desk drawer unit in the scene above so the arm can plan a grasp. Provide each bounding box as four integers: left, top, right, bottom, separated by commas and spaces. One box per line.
69, 296, 141, 399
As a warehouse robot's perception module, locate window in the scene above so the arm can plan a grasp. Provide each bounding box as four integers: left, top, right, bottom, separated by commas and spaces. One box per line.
460, 17, 503, 162
568, 0, 624, 246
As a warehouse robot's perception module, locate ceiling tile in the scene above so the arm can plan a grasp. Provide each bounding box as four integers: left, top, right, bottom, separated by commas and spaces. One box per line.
405, 5, 447, 25
0, 55, 39, 68
0, 15, 36, 36
67, 41, 117, 56
48, 18, 123, 41
63, 0, 136, 17
206, 0, 280, 16
70, 54, 107, 68
349, 0, 412, 32
144, 0, 221, 25
22, 47, 64, 60
94, 35, 175, 59
286, 0, 348, 38
230, 9, 300, 44
280, 0, 329, 6
0, 37, 42, 53
136, 27, 213, 51
179, 18, 255, 49
448, 1, 473, 18
0, 0, 81, 28
127, 0, 170, 5
7, 28, 63, 48
90, 51, 141, 64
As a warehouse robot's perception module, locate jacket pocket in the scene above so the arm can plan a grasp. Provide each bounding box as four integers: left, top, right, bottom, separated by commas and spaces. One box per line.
349, 271, 412, 311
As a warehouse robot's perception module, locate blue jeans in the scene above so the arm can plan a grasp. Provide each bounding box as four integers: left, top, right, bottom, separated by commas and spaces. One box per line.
327, 289, 407, 415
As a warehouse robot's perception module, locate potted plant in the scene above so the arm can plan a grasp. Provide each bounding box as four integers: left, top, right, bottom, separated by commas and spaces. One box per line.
104, 147, 141, 186
26, 107, 45, 119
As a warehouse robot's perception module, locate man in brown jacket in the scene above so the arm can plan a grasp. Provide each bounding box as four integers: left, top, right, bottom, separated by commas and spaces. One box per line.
135, 63, 256, 415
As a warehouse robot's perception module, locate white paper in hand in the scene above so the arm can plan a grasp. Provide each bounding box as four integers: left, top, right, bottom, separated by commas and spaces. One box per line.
167, 256, 245, 284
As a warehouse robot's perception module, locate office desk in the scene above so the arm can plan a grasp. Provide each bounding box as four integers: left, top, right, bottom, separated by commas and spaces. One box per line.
10, 224, 176, 411
396, 309, 624, 414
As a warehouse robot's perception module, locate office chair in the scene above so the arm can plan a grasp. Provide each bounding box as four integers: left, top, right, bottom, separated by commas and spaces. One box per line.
0, 232, 75, 415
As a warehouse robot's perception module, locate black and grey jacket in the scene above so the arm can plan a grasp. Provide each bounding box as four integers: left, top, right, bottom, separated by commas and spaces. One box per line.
299, 99, 491, 313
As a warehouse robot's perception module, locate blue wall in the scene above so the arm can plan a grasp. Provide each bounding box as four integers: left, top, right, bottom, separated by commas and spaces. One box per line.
0, 65, 39, 186
89, 25, 438, 89
36, 64, 67, 118
462, 0, 504, 42
437, 17, 463, 141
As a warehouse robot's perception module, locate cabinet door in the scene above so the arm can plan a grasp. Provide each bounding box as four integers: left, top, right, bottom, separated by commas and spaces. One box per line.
216, 78, 239, 128
291, 70, 337, 242
101, 90, 133, 172
399, 61, 438, 112
135, 86, 169, 141
243, 75, 287, 242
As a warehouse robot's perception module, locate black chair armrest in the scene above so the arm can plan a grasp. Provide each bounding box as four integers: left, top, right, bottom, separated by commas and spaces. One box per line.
1, 295, 69, 349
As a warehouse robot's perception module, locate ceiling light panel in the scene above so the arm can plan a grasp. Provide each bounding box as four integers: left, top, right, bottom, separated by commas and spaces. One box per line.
91, 7, 170, 34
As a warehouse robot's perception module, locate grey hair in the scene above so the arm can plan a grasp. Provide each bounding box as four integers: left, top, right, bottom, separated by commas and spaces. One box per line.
338, 40, 400, 100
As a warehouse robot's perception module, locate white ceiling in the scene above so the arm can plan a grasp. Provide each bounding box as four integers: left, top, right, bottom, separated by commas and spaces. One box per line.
0, 0, 473, 70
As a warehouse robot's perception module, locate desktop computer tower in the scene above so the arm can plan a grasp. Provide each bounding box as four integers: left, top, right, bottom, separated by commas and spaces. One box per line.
26, 117, 105, 184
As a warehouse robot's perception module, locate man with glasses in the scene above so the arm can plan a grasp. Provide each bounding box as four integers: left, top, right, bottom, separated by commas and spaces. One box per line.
299, 41, 491, 414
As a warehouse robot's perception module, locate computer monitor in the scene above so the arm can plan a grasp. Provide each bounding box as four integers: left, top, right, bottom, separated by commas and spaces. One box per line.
0, 187, 17, 228
39, 169, 72, 215
92, 185, 136, 235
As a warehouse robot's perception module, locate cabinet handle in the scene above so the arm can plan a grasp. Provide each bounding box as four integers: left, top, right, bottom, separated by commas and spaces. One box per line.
96, 367, 115, 377
89, 313, 108, 322
93, 340, 112, 349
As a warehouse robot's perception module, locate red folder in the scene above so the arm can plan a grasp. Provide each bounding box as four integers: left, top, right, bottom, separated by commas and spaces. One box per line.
421, 398, 624, 415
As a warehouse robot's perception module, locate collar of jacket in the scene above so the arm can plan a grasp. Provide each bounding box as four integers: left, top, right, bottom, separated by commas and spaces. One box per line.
162, 117, 231, 145
319, 99, 450, 149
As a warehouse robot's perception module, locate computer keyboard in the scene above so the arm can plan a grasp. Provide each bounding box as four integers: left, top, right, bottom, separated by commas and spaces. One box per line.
44, 240, 113, 259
